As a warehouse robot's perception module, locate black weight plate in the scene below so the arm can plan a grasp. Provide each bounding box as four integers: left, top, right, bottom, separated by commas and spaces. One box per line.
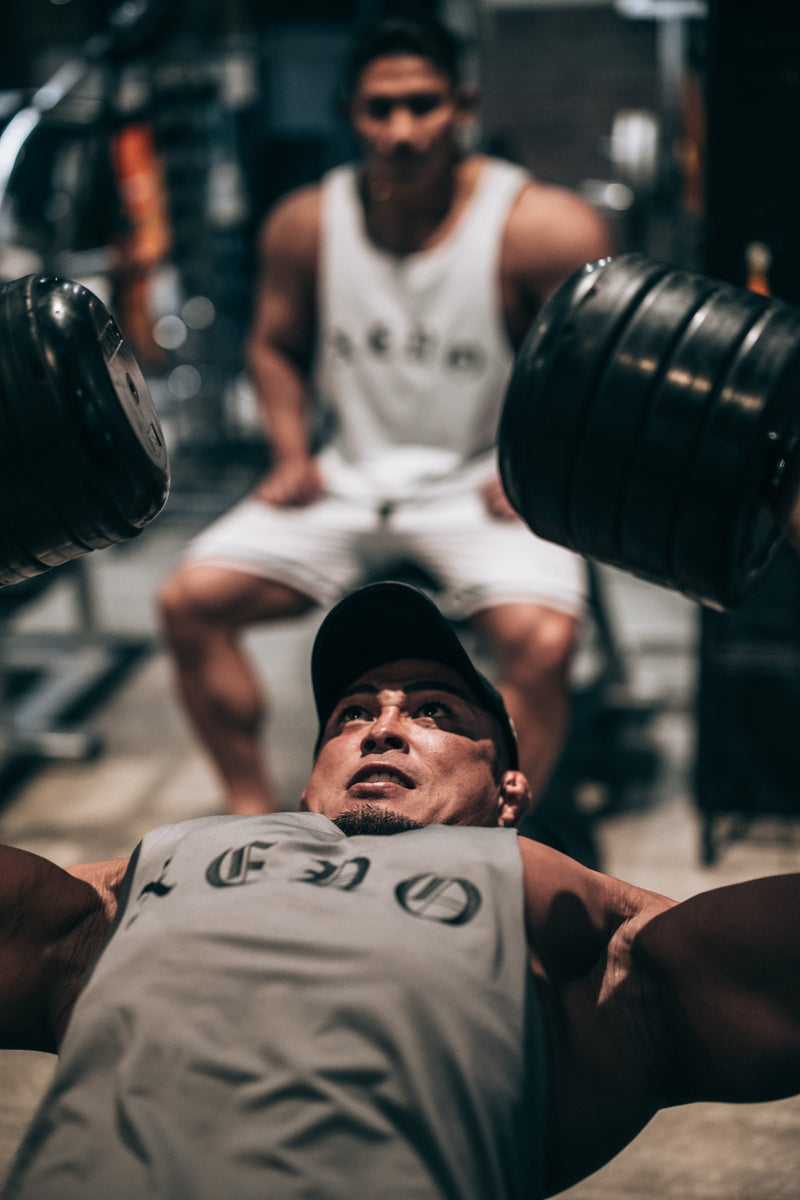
0, 348, 89, 576
0, 501, 62, 587
0, 276, 169, 558
0, 285, 121, 567
47, 279, 170, 532
499, 259, 602, 525
669, 301, 787, 604
517, 254, 670, 549
671, 299, 800, 606
499, 253, 669, 550
618, 283, 769, 598
758, 328, 800, 536
708, 308, 800, 603
566, 266, 716, 568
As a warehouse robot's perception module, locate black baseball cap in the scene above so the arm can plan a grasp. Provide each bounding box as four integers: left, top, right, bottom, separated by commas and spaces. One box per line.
311, 581, 518, 768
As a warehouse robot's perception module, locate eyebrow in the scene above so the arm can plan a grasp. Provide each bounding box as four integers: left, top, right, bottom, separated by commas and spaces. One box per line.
360, 86, 450, 103
364, 88, 447, 97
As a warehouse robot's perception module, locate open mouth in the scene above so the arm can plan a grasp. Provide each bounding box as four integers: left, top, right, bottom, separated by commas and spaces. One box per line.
348, 765, 415, 790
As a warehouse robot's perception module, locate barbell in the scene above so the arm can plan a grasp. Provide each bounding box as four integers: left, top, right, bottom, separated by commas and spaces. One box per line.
499, 253, 800, 610
4, 260, 799, 616
0, 274, 169, 587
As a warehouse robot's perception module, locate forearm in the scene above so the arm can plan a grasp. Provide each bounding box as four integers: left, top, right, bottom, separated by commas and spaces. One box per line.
246, 336, 314, 465
635, 873, 800, 1103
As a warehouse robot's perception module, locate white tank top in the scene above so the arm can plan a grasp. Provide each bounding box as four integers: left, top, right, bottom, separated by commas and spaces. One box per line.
313, 158, 530, 503
4, 815, 546, 1200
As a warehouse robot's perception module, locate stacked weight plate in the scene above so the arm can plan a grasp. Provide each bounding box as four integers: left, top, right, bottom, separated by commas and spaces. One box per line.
0, 275, 170, 586
500, 256, 669, 551
499, 254, 800, 609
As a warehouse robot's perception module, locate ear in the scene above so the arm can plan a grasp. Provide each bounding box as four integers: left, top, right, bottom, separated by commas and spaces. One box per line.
299, 790, 309, 812
496, 770, 532, 828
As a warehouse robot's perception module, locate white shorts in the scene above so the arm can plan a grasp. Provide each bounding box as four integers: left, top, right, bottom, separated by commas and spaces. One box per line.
183, 489, 586, 621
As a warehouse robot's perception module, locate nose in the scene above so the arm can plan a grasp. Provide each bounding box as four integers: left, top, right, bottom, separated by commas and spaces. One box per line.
360, 706, 408, 755
385, 105, 415, 147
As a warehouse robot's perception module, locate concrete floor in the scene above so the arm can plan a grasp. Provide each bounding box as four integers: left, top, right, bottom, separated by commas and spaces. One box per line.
1, 492, 799, 1197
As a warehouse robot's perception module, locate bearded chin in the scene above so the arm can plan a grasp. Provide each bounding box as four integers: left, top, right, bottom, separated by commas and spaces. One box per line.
333, 805, 425, 837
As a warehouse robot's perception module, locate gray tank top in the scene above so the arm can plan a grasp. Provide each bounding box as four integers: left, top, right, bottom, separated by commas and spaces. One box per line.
4, 814, 546, 1199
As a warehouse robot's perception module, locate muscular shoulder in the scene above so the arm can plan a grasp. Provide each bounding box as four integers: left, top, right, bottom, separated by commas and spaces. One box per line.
505, 181, 614, 277
500, 181, 615, 340
258, 183, 322, 279
517, 835, 671, 979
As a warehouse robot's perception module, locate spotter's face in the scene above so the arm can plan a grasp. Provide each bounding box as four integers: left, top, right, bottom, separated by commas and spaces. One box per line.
350, 55, 468, 187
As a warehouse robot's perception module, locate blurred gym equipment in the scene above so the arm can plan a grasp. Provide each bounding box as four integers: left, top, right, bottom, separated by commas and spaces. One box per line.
500, 253, 800, 612
0, 275, 168, 585
0, 273, 169, 782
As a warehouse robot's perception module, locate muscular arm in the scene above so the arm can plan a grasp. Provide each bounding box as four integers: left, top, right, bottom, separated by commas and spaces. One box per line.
517, 836, 675, 1194
245, 186, 323, 505
633, 872, 800, 1105
0, 845, 127, 1052
521, 839, 800, 1193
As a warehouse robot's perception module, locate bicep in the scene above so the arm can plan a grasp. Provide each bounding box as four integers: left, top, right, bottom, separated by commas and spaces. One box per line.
634, 875, 800, 1104
518, 836, 636, 980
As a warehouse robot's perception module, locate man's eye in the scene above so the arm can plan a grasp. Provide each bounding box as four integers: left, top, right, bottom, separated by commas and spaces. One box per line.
408, 94, 442, 116
415, 700, 449, 718
340, 704, 369, 723
366, 98, 392, 120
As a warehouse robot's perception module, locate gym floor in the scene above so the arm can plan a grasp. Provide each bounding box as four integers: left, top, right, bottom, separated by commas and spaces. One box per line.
1, 478, 799, 1199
